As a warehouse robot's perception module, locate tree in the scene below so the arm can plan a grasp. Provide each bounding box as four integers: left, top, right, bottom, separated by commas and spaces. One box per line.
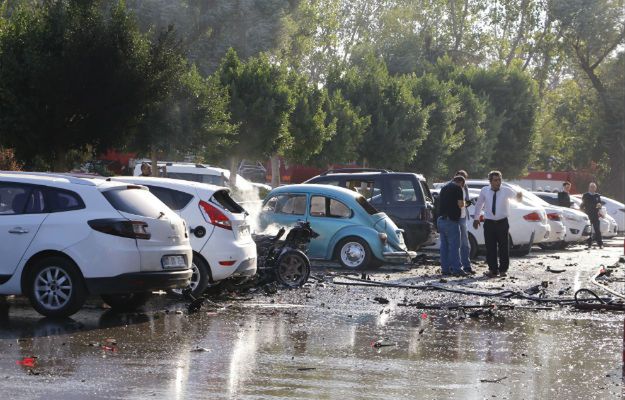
326, 56, 429, 170
285, 73, 333, 165
217, 48, 294, 187
408, 74, 463, 180
550, 0, 625, 199
312, 90, 370, 167
0, 1, 186, 171
467, 63, 539, 178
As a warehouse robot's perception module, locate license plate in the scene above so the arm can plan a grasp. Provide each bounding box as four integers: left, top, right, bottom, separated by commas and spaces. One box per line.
239, 224, 250, 237
162, 255, 187, 269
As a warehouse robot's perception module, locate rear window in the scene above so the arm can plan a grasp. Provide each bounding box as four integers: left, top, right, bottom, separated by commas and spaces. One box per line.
146, 185, 193, 211
356, 196, 379, 215
103, 187, 164, 218
211, 190, 245, 214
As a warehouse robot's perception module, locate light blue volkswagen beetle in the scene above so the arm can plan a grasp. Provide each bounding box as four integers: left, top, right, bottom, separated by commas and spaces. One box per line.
258, 184, 416, 269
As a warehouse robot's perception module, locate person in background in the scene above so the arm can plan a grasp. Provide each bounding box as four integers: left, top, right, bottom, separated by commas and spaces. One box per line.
140, 162, 152, 177
473, 171, 522, 278
582, 182, 603, 249
454, 170, 475, 275
437, 175, 467, 277
557, 181, 572, 208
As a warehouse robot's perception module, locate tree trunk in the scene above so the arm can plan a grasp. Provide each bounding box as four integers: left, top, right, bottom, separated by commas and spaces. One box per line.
229, 156, 238, 188
150, 146, 158, 177
270, 155, 281, 188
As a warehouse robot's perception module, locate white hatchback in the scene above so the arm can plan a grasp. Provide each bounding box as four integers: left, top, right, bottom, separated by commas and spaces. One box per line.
0, 172, 192, 317
111, 177, 257, 297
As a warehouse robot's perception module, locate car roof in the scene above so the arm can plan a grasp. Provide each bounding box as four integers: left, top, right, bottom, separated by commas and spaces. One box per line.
310, 171, 427, 181
111, 176, 226, 195
533, 192, 557, 197
268, 184, 363, 199
0, 171, 130, 190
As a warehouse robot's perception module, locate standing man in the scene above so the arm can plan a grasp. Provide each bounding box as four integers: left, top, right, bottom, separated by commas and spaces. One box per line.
473, 171, 522, 278
582, 182, 603, 249
557, 181, 572, 208
437, 175, 467, 277
455, 170, 475, 274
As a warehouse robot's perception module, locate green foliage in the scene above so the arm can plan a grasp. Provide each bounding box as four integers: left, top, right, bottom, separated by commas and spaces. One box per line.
0, 0, 185, 171
286, 73, 333, 164
326, 56, 428, 170
467, 63, 539, 178
218, 48, 294, 159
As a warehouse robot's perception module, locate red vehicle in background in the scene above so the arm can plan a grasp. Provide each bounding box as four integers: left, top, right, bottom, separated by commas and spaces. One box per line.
266, 158, 360, 185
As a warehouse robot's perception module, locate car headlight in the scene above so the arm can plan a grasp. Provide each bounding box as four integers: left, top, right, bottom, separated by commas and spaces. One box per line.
378, 232, 388, 243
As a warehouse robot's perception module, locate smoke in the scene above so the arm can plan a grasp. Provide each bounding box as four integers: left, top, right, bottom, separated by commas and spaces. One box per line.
235, 186, 294, 237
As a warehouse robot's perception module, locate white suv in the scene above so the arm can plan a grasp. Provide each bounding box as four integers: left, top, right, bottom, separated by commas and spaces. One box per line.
111, 176, 257, 297
0, 172, 192, 317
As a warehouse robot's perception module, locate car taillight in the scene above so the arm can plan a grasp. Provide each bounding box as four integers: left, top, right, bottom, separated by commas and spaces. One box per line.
547, 212, 561, 221
88, 219, 151, 239
199, 200, 232, 230
523, 212, 542, 222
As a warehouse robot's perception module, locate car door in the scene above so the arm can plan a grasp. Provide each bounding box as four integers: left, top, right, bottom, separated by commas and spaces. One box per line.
306, 195, 353, 259
382, 177, 424, 249
259, 193, 308, 231
0, 183, 49, 280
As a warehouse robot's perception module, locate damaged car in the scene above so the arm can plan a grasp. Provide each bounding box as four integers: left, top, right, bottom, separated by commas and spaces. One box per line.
259, 184, 416, 269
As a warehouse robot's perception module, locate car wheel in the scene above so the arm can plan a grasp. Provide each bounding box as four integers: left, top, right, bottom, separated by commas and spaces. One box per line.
468, 233, 479, 259
169, 254, 210, 298
336, 237, 372, 269
276, 250, 310, 288
27, 256, 86, 318
101, 293, 152, 312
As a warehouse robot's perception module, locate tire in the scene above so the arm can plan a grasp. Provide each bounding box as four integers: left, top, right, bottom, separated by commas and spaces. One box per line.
101, 292, 152, 312
276, 250, 310, 288
468, 233, 479, 259
26, 256, 87, 318
169, 254, 210, 298
336, 237, 372, 269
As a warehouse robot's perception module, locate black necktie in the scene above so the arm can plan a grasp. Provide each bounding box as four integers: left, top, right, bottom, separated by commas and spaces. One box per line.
492, 190, 497, 215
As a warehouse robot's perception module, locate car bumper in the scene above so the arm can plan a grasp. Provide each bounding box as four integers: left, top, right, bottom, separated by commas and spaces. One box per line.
202, 239, 257, 282
383, 250, 417, 264
85, 269, 192, 295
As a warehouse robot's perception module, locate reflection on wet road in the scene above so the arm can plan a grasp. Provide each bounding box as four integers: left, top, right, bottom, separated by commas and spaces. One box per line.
0, 301, 622, 399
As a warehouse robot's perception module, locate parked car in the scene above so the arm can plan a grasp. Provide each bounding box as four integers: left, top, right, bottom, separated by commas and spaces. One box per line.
596, 196, 624, 234
0, 172, 192, 317
305, 168, 436, 250
259, 184, 416, 269
533, 192, 593, 244
238, 160, 267, 183
111, 177, 257, 297
430, 188, 551, 257
133, 161, 272, 202
569, 196, 616, 238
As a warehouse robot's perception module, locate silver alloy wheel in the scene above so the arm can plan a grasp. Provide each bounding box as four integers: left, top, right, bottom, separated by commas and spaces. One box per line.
340, 242, 366, 268
278, 254, 306, 285
34, 266, 73, 310
172, 262, 200, 295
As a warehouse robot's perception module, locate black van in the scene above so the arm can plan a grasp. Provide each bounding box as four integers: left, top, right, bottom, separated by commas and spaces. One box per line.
306, 169, 436, 250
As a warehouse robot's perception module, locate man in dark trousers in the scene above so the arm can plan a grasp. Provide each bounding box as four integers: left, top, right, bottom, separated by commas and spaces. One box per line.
557, 181, 572, 208
455, 170, 475, 274
582, 182, 603, 249
473, 171, 522, 278
437, 175, 467, 277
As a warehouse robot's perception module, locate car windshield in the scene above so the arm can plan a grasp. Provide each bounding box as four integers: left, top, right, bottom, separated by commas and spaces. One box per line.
356, 195, 379, 215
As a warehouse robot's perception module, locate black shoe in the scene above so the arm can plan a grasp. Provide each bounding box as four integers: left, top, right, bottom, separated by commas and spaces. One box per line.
463, 269, 476, 275
499, 272, 507, 277
484, 271, 498, 278
453, 271, 468, 277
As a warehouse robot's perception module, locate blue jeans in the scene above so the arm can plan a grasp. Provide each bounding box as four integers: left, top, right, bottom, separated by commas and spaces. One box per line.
459, 217, 472, 271
437, 217, 462, 274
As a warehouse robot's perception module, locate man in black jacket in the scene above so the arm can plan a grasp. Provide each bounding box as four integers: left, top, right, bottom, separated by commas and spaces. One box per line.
437, 175, 466, 277
557, 181, 572, 208
582, 182, 603, 249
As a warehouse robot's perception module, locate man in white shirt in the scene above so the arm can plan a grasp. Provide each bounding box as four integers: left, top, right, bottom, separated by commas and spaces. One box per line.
472, 171, 522, 278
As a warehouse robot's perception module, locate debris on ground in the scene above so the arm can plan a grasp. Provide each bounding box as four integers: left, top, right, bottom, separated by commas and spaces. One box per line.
480, 376, 508, 383
16, 357, 37, 368
371, 338, 396, 348
373, 297, 389, 304
296, 367, 317, 371
546, 266, 566, 273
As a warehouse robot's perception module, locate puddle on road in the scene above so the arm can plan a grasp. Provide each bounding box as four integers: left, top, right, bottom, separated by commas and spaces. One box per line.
0, 304, 622, 399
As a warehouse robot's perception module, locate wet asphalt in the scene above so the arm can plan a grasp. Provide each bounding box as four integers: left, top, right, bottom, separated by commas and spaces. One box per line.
0, 238, 624, 399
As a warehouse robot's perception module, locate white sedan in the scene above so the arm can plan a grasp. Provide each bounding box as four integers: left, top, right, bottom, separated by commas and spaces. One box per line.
570, 196, 617, 238
572, 194, 623, 236
429, 187, 551, 258
533, 192, 592, 244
